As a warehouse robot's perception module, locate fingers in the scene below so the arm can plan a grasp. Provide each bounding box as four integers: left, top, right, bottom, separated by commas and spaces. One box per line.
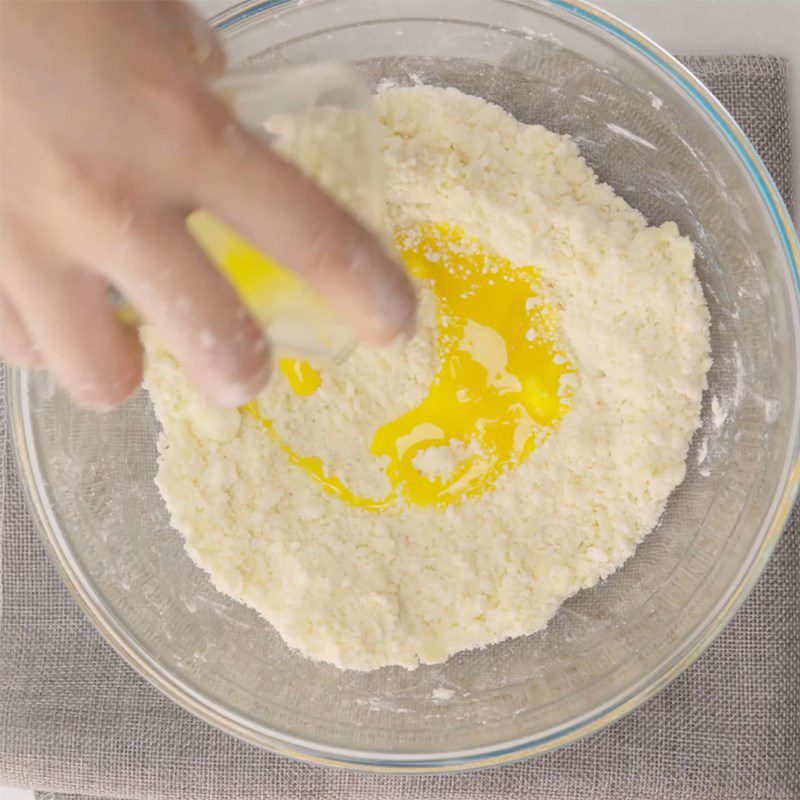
5, 265, 142, 409
195, 127, 417, 346
99, 210, 271, 408
1, 0, 414, 416
0, 292, 42, 369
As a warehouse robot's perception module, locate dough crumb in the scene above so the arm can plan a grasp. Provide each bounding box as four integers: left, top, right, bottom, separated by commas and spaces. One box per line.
412, 439, 483, 482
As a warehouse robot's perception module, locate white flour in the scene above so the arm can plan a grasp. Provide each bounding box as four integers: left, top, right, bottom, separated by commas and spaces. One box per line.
144, 86, 711, 671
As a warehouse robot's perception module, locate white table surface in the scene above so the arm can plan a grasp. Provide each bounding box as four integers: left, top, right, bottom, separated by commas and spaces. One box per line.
2, 1, 796, 797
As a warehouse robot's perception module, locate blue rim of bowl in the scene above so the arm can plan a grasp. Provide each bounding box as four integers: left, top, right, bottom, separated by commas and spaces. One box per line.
9, 0, 799, 774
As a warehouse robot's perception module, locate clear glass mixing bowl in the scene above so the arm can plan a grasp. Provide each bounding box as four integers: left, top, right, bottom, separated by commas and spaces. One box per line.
7, 0, 799, 772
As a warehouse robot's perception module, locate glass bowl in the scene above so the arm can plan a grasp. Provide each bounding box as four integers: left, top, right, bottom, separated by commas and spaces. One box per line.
7, 0, 799, 772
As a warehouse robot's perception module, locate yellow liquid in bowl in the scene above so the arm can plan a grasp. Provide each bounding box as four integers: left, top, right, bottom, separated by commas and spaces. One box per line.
247, 223, 572, 510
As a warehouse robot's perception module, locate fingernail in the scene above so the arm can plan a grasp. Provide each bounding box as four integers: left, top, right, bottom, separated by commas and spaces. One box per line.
372, 273, 418, 344
189, 17, 216, 65
211, 350, 272, 408
348, 232, 417, 343
392, 316, 418, 345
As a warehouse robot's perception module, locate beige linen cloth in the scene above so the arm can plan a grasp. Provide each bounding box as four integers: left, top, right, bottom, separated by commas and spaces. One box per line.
1, 56, 797, 800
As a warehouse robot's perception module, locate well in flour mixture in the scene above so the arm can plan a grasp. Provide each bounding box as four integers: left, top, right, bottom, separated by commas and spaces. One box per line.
144, 86, 711, 671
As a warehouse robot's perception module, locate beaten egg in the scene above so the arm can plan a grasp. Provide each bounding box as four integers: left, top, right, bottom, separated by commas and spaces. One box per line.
215, 222, 574, 511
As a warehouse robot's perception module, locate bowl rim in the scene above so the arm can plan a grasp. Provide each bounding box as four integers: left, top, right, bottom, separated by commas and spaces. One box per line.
8, 0, 800, 773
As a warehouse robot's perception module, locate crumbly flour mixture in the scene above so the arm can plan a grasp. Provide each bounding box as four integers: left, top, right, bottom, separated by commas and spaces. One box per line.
144, 86, 711, 671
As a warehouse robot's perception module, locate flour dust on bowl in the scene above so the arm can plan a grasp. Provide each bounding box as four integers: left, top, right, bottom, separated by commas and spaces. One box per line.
9, 0, 799, 771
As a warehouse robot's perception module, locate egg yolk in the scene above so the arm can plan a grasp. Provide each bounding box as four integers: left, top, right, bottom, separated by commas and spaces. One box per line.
243, 223, 572, 511
279, 358, 321, 396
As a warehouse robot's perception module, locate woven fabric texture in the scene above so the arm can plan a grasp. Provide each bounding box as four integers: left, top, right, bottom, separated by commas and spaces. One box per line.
0, 55, 796, 800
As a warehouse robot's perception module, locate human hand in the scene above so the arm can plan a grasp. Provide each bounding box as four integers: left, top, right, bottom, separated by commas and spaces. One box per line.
0, 0, 415, 408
